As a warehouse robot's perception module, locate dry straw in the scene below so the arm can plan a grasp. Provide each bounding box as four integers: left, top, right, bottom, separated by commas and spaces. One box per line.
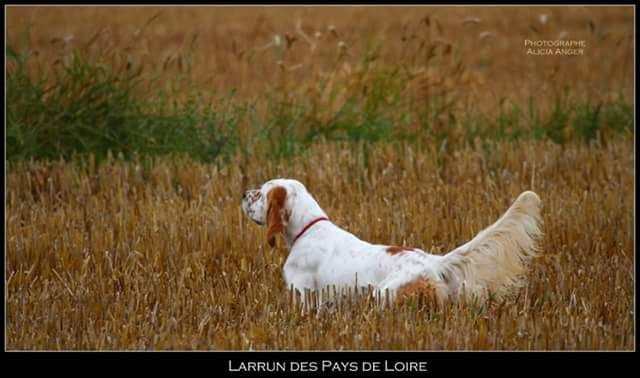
6, 139, 634, 350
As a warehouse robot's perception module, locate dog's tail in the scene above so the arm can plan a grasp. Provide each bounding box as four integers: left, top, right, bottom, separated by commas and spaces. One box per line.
438, 191, 543, 301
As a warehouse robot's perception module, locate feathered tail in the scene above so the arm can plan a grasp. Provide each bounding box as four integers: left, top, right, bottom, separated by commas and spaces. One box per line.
439, 191, 543, 301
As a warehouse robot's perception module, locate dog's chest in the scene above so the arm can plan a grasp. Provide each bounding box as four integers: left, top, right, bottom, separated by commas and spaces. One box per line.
283, 244, 391, 290
282, 250, 321, 289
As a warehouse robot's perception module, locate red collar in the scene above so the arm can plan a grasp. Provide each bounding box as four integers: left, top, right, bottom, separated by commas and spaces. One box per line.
292, 217, 329, 245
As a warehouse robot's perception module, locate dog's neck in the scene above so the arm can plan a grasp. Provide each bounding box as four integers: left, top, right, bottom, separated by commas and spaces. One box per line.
284, 192, 328, 248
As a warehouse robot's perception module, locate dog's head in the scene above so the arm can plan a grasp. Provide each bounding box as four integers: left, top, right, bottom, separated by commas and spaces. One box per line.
241, 178, 324, 247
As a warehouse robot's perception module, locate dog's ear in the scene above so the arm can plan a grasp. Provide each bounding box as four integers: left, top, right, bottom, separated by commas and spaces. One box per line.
266, 186, 288, 247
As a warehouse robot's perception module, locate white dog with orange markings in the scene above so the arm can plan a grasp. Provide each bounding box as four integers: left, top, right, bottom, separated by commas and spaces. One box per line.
241, 178, 542, 307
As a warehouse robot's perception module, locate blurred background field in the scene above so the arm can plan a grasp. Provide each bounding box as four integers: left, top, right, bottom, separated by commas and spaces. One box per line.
7, 6, 634, 102
5, 6, 635, 350
6, 6, 634, 161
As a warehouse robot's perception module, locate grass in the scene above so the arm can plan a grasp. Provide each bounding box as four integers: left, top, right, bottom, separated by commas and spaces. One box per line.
5, 139, 634, 350
7, 7, 633, 103
6, 35, 633, 163
5, 6, 634, 163
6, 38, 245, 163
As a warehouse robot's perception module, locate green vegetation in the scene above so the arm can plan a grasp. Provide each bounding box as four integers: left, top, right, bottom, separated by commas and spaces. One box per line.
6, 31, 633, 164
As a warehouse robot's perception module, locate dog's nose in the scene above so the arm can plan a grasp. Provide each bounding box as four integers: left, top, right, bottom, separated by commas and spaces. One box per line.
242, 191, 248, 200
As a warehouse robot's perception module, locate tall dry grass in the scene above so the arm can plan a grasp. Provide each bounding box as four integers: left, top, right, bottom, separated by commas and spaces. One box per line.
6, 138, 634, 350
6, 6, 634, 113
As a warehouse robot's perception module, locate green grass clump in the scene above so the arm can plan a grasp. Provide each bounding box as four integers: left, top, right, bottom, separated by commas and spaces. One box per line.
6, 35, 243, 163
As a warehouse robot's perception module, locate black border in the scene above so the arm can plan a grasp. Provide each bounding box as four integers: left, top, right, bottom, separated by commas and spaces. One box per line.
2, 351, 638, 376
3, 2, 637, 376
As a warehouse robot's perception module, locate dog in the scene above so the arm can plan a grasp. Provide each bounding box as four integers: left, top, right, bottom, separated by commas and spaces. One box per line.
241, 178, 542, 307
